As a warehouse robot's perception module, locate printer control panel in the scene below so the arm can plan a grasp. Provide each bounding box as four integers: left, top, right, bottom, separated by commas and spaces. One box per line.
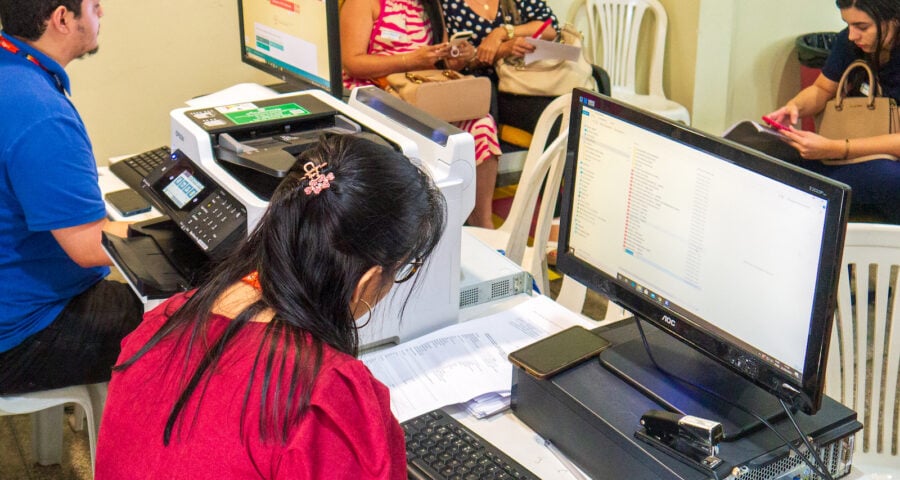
177, 189, 245, 253
142, 150, 247, 257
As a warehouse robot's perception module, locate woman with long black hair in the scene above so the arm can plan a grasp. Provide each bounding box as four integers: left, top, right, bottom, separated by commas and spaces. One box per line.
95, 134, 446, 479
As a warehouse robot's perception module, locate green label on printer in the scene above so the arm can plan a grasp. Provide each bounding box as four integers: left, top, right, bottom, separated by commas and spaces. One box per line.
222, 103, 310, 125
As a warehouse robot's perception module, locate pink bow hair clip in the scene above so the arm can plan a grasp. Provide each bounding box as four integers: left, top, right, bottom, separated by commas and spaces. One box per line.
301, 161, 335, 196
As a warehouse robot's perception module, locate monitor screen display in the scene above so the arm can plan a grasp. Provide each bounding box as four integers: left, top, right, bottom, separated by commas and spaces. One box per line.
557, 90, 850, 418
238, 0, 343, 98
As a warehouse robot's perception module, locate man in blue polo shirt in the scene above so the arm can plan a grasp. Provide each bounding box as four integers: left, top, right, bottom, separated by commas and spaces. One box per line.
0, 0, 142, 394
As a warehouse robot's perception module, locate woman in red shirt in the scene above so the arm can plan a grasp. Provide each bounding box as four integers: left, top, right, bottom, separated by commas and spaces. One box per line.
96, 134, 446, 479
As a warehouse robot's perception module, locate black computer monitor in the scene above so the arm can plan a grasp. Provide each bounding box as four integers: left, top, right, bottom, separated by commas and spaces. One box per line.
238, 0, 343, 98
557, 89, 850, 437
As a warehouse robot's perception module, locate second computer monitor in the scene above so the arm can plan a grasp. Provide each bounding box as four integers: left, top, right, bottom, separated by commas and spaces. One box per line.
238, 0, 343, 98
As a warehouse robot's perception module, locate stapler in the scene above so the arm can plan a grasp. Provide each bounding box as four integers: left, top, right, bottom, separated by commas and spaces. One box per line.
636, 409, 725, 471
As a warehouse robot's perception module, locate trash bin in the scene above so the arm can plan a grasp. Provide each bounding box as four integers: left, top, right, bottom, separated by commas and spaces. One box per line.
796, 32, 837, 130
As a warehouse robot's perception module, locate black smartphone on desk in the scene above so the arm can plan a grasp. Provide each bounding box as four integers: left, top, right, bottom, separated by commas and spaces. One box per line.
509, 326, 612, 379
105, 188, 152, 217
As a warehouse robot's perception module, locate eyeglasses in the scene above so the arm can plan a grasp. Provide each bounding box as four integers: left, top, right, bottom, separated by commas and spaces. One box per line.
394, 258, 424, 284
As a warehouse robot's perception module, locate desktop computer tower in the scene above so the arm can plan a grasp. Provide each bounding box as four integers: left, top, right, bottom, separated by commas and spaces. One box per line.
458, 233, 532, 309
511, 320, 862, 480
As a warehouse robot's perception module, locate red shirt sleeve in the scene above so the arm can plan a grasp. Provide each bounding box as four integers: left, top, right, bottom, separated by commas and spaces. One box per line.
275, 359, 407, 479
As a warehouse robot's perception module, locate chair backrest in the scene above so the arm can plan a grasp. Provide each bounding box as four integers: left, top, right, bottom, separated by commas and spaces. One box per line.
826, 223, 900, 469
497, 94, 571, 291
584, 0, 667, 97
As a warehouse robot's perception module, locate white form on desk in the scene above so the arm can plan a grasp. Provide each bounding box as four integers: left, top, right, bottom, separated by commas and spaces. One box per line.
361, 294, 595, 422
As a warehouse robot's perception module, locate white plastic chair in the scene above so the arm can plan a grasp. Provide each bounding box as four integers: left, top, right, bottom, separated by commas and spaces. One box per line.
826, 223, 900, 477
464, 94, 571, 295
584, 0, 690, 125
0, 383, 106, 474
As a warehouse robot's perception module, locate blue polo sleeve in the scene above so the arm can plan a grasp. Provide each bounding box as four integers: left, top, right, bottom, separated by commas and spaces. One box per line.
7, 115, 106, 232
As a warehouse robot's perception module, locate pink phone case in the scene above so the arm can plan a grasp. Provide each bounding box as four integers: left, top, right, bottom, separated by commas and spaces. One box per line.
762, 115, 789, 132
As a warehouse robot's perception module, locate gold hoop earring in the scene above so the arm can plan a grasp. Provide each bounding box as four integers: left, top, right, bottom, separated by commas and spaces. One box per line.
357, 299, 373, 329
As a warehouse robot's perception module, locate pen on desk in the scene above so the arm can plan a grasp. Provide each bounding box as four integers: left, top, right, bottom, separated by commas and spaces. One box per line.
540, 435, 590, 480
532, 18, 553, 39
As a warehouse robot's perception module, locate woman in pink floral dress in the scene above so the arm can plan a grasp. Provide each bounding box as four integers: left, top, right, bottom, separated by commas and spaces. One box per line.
341, 0, 502, 228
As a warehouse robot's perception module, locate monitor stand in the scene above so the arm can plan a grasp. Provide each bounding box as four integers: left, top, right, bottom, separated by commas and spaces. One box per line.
598, 322, 785, 440
267, 81, 351, 101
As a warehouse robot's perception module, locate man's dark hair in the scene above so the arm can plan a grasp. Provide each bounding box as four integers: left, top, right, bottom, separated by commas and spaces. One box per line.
0, 0, 83, 40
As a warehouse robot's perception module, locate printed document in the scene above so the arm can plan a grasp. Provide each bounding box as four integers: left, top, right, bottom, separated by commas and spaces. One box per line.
523, 38, 582, 65
361, 295, 595, 421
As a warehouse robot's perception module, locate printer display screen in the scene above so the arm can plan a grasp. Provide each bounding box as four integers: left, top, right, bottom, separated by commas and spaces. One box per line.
162, 170, 205, 208
151, 156, 215, 212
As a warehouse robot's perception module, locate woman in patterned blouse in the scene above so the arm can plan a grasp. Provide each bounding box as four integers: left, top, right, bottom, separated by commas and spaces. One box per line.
441, 0, 558, 70
341, 0, 503, 228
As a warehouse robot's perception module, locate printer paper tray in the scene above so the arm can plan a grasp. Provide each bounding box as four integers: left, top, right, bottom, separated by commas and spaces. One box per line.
102, 233, 191, 299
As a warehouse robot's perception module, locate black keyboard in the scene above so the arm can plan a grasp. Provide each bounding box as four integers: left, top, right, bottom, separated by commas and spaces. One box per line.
403, 409, 539, 480
109, 146, 171, 191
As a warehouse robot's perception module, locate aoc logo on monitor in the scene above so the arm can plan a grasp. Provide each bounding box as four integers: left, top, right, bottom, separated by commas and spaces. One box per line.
661, 315, 677, 328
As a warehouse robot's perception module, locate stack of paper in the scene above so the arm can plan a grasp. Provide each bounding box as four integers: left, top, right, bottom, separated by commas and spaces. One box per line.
360, 295, 595, 422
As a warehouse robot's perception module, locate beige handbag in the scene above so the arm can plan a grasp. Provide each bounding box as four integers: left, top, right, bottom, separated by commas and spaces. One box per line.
818, 60, 900, 165
378, 70, 491, 123
493, 0, 595, 97
495, 24, 597, 96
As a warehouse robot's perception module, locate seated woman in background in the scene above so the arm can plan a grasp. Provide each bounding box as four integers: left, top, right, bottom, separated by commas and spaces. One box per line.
341, 0, 501, 228
764, 0, 899, 224
95, 135, 446, 479
442, 0, 558, 74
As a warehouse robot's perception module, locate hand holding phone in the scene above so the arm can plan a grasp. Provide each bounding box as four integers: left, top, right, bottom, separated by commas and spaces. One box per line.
448, 31, 474, 59
450, 30, 474, 45
761, 115, 790, 132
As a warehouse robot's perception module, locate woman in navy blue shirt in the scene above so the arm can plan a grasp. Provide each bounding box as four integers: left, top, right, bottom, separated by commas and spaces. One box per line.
767, 0, 899, 223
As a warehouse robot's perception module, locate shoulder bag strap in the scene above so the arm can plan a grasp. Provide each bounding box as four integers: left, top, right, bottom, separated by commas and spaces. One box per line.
835, 59, 881, 109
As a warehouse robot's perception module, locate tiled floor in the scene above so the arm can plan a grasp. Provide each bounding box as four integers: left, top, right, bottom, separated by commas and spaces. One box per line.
1, 410, 93, 480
